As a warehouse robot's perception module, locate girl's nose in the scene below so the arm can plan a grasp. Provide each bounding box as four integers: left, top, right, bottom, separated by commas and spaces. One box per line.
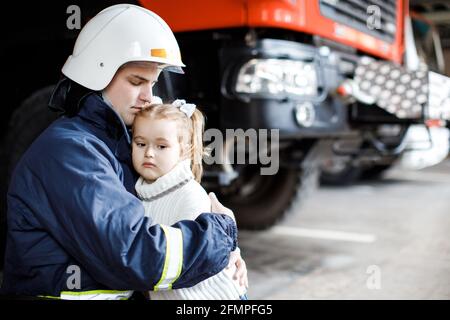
145, 147, 154, 158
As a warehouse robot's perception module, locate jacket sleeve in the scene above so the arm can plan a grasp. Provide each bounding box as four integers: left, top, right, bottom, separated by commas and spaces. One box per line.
14, 135, 237, 291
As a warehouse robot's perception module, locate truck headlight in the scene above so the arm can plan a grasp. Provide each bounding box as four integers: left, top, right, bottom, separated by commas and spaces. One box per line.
235, 59, 318, 97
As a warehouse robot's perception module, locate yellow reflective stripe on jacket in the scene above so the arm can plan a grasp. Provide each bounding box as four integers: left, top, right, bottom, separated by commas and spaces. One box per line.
37, 295, 61, 300
59, 290, 133, 300
154, 225, 183, 291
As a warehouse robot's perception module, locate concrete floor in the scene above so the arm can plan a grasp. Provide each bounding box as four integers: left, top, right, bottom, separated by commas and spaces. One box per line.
240, 159, 450, 300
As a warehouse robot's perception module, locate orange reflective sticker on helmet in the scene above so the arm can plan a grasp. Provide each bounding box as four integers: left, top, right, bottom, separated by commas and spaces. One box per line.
151, 49, 167, 58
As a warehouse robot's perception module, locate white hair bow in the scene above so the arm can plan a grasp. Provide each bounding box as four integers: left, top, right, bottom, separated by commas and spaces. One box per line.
151, 96, 163, 104
172, 99, 196, 118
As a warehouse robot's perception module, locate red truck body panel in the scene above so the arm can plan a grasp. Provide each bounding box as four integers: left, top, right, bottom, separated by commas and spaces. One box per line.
139, 0, 406, 63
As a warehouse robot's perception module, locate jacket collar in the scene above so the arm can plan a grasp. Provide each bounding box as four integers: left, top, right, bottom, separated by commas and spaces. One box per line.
77, 93, 132, 144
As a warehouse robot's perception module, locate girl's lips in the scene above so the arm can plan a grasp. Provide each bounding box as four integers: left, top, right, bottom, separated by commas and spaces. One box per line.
143, 163, 156, 168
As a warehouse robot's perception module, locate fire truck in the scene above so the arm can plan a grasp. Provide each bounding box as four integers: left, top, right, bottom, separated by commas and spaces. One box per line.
143, 0, 408, 228
320, 9, 450, 185
1, 0, 448, 266
142, 0, 450, 225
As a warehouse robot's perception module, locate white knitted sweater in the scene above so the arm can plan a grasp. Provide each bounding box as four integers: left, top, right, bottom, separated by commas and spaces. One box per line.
135, 159, 246, 300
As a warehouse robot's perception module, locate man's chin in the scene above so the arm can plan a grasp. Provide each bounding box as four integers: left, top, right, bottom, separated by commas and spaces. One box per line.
123, 114, 135, 126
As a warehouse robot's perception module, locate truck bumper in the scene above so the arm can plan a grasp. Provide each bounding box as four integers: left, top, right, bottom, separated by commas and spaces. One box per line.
218, 38, 349, 139
220, 96, 349, 138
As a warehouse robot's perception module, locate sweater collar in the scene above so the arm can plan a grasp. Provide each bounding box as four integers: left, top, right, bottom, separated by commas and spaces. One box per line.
135, 159, 193, 201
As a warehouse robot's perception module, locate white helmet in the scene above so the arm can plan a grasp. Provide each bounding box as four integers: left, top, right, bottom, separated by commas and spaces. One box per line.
62, 4, 185, 91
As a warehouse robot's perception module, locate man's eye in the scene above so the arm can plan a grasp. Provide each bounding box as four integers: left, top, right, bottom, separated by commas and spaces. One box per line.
130, 80, 142, 86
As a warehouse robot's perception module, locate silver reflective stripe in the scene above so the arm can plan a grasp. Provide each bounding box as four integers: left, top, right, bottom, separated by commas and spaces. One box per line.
60, 290, 133, 300
154, 225, 183, 291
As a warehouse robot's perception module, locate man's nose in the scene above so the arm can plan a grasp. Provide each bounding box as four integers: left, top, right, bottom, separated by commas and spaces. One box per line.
139, 85, 153, 104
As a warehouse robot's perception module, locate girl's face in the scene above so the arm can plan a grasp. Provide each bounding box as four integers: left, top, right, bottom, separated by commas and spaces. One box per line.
132, 117, 186, 182
104, 62, 161, 126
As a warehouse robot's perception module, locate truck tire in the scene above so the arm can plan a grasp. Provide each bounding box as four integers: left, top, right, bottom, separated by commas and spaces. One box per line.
4, 86, 59, 180
321, 162, 394, 185
0, 85, 59, 268
360, 163, 393, 180
219, 146, 320, 230
320, 159, 363, 186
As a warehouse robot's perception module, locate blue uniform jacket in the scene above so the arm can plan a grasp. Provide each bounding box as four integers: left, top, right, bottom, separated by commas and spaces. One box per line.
1, 93, 237, 297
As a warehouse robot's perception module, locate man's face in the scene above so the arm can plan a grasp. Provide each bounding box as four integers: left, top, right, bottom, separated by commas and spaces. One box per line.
104, 62, 161, 126
132, 117, 183, 182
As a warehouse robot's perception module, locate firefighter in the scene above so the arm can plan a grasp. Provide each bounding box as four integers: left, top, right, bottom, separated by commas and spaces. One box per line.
1, 4, 246, 299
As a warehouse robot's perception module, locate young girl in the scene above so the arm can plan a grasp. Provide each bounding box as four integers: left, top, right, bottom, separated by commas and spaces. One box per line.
131, 99, 247, 300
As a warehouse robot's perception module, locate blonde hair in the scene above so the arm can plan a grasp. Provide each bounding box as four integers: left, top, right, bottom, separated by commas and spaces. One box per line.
133, 103, 206, 182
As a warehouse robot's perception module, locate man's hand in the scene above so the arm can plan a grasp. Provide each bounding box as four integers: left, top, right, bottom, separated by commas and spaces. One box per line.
209, 193, 247, 288
227, 249, 249, 289
209, 192, 235, 223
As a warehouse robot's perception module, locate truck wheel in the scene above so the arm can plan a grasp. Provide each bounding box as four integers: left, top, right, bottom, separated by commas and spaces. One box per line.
0, 85, 59, 268
4, 86, 59, 180
320, 157, 363, 186
361, 164, 393, 180
218, 147, 320, 230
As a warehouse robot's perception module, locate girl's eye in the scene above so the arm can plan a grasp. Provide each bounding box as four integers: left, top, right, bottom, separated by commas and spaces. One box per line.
135, 142, 146, 148
157, 145, 167, 150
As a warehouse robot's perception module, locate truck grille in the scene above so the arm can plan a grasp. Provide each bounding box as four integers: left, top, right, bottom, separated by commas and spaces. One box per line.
319, 0, 398, 43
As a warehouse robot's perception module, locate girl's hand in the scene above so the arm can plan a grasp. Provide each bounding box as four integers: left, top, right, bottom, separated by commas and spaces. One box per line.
209, 192, 236, 223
